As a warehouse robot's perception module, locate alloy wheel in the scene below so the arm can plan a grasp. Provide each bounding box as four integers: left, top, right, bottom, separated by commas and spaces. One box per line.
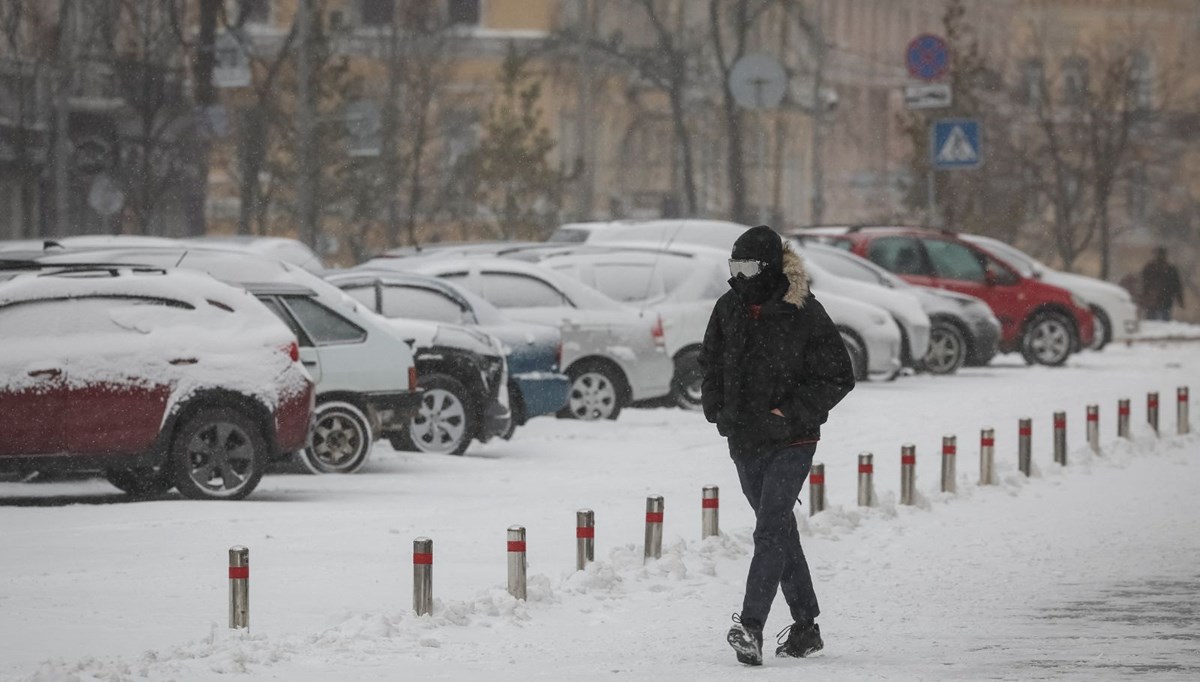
186, 422, 255, 494
1029, 317, 1072, 365
311, 414, 366, 469
410, 388, 468, 453
569, 371, 617, 420
925, 327, 964, 374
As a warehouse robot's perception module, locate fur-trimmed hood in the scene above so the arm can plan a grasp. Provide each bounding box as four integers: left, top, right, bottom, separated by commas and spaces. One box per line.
781, 244, 810, 308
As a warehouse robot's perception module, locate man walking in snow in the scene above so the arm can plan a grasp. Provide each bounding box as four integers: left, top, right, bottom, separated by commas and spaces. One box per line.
699, 225, 855, 666
1141, 247, 1185, 321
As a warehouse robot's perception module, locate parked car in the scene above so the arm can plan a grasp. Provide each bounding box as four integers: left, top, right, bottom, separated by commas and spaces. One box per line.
183, 235, 326, 274
796, 241, 1002, 373
324, 269, 570, 434
958, 233, 1138, 350
363, 255, 674, 420
22, 245, 428, 470
793, 227, 1095, 366
0, 266, 315, 500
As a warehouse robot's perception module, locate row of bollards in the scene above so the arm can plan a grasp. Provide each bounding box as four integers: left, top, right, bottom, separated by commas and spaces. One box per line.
224, 387, 1190, 627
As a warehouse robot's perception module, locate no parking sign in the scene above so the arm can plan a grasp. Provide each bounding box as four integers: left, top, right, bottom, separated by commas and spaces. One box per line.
906, 34, 950, 82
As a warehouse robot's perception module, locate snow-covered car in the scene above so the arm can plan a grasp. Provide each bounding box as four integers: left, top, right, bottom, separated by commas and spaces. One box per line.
959, 234, 1138, 350
20, 245, 425, 473
797, 241, 1002, 373
0, 266, 315, 500
325, 269, 570, 435
363, 255, 674, 421
182, 236, 326, 274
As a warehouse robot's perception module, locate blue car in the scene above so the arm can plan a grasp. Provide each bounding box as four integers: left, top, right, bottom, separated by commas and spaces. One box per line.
324, 269, 570, 436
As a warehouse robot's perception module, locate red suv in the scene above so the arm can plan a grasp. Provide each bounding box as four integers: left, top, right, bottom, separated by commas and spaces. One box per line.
0, 266, 315, 499
796, 227, 1094, 366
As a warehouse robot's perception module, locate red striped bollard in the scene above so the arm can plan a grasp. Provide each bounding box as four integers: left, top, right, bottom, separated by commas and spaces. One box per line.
1018, 419, 1032, 477
1053, 411, 1067, 466
413, 538, 433, 616
701, 486, 719, 539
809, 464, 826, 516
899, 445, 916, 505
857, 453, 874, 507
1180, 387, 1191, 436
507, 526, 527, 600
1118, 399, 1131, 439
1148, 392, 1160, 435
979, 428, 995, 485
228, 545, 249, 629
644, 496, 664, 562
576, 509, 594, 570
1086, 405, 1100, 453
941, 435, 957, 494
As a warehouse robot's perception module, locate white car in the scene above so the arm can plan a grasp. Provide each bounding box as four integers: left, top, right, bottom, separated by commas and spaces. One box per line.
183, 236, 326, 274
363, 255, 674, 420
959, 234, 1138, 349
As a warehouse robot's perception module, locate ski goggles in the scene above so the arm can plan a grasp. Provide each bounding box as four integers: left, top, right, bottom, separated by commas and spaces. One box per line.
728, 259, 767, 279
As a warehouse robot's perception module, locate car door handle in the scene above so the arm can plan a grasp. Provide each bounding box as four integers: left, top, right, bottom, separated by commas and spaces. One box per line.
302, 360, 318, 367
27, 368, 61, 378
169, 358, 198, 365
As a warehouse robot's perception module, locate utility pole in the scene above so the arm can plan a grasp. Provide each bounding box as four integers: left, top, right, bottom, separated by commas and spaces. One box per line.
574, 0, 595, 220
52, 0, 75, 236
808, 0, 826, 225
295, 0, 319, 248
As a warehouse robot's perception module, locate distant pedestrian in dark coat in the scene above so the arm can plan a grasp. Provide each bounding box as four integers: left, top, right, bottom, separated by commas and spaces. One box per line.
699, 225, 855, 666
1141, 247, 1184, 321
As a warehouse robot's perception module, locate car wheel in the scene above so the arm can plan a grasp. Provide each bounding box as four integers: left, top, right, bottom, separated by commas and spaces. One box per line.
670, 349, 704, 411
299, 401, 373, 474
171, 407, 266, 501
104, 467, 174, 497
839, 331, 867, 382
923, 320, 966, 375
1088, 306, 1110, 351
400, 373, 476, 456
563, 362, 623, 420
1020, 312, 1076, 367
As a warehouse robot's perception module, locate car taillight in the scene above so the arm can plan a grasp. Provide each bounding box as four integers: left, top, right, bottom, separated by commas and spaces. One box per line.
409, 366, 418, 391
282, 341, 300, 362
651, 315, 665, 347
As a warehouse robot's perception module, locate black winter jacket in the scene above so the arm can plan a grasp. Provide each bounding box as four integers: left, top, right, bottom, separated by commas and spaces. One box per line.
699, 248, 856, 458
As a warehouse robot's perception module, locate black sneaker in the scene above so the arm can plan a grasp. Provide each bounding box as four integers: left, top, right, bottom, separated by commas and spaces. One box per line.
727, 613, 764, 666
775, 620, 823, 658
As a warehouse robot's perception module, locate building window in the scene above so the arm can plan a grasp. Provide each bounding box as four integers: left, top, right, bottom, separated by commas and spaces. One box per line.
361, 0, 395, 27
448, 0, 481, 26
1062, 56, 1088, 107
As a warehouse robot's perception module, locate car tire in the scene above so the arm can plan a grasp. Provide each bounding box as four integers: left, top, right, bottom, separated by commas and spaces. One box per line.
399, 373, 476, 456
1088, 306, 1110, 351
1020, 311, 1077, 367
839, 331, 867, 382
171, 407, 266, 501
299, 401, 374, 474
923, 319, 967, 375
104, 467, 174, 498
670, 349, 704, 411
562, 361, 624, 421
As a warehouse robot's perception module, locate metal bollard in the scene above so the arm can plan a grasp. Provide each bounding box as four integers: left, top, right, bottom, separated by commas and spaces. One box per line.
413, 538, 433, 616
1180, 387, 1191, 436
809, 464, 826, 516
941, 435, 957, 494
701, 486, 719, 540
1148, 392, 1159, 435
900, 445, 916, 505
1118, 399, 1130, 438
1086, 405, 1100, 453
1053, 411, 1067, 466
228, 545, 249, 630
857, 453, 874, 507
1018, 418, 1032, 477
979, 428, 995, 486
644, 496, 664, 562
507, 526, 527, 600
576, 509, 594, 571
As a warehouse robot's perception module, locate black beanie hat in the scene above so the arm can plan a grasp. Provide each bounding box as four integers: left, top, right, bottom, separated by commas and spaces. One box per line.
731, 225, 783, 273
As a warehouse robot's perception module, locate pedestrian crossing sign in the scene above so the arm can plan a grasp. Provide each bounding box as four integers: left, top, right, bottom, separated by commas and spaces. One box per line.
932, 119, 981, 170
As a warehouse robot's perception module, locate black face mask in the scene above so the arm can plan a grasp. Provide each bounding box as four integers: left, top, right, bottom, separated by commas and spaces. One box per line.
731, 268, 783, 305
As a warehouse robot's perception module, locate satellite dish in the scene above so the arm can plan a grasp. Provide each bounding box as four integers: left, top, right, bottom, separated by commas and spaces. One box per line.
729, 53, 787, 110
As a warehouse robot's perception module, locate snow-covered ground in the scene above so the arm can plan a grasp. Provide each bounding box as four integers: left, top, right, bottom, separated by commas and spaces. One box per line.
1133, 320, 1200, 341
2, 345, 1198, 681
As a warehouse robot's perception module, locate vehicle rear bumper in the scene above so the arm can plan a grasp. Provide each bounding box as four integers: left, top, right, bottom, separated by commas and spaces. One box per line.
512, 373, 571, 421
966, 316, 1002, 365
274, 383, 316, 457
626, 351, 673, 401
480, 400, 512, 441
367, 390, 424, 435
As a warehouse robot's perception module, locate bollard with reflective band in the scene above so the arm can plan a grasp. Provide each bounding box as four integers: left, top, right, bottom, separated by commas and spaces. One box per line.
228, 546, 249, 630
701, 486, 719, 540
507, 526, 527, 600
413, 538, 433, 616
1148, 392, 1159, 435
1118, 399, 1131, 439
857, 453, 874, 507
1053, 412, 1067, 466
1018, 419, 1032, 477
809, 464, 826, 516
1180, 387, 1191, 436
900, 445, 916, 505
1086, 405, 1100, 453
979, 428, 995, 486
941, 436, 957, 494
576, 509, 594, 571
644, 496, 664, 562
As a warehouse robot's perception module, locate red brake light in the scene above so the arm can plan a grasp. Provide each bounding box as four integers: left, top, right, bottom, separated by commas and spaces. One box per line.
651, 315, 665, 347
409, 366, 418, 391
282, 341, 300, 362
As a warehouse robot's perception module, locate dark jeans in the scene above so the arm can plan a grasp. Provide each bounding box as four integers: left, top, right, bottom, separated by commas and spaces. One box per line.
1145, 307, 1172, 322
733, 442, 819, 627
